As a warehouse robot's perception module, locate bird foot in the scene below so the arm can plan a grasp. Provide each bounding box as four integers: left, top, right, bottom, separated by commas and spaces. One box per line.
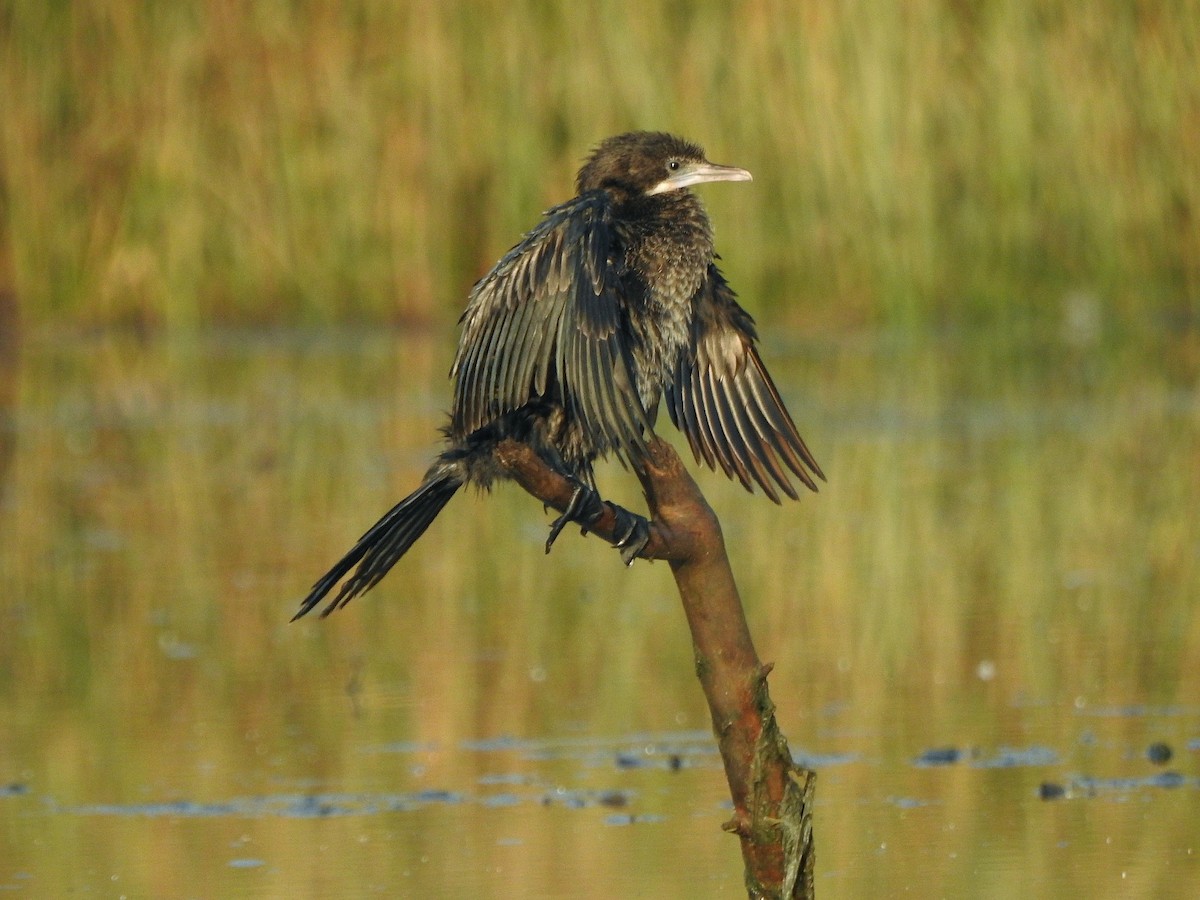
545, 482, 607, 553
609, 504, 651, 566
544, 483, 650, 565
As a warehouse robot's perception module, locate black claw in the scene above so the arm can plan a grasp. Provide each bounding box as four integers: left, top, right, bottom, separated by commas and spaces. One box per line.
546, 482, 606, 553
543, 479, 648, 565
614, 519, 636, 545
545, 515, 568, 553
546, 485, 585, 553
610, 506, 651, 566
618, 527, 650, 565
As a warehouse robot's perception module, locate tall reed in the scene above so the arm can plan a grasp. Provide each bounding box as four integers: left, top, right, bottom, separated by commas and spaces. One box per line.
1, 2, 1197, 333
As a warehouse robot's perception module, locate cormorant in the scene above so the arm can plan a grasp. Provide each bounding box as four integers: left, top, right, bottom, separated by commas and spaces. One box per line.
293, 131, 823, 620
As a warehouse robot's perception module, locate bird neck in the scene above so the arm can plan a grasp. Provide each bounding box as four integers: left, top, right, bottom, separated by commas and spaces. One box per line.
619, 191, 715, 258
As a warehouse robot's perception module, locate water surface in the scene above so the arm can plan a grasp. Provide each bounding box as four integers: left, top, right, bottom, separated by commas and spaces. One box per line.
1, 325, 1197, 897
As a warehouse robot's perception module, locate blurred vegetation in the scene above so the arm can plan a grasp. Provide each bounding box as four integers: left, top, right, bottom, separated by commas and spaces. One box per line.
0, 1, 1197, 334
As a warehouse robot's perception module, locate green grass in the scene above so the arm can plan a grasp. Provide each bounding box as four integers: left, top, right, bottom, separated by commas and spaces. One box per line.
1, 1, 1198, 333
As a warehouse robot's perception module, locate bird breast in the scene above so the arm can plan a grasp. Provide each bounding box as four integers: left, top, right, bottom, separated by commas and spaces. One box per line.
624, 217, 714, 411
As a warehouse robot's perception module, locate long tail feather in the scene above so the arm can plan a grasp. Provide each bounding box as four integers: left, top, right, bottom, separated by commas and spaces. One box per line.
292, 465, 462, 620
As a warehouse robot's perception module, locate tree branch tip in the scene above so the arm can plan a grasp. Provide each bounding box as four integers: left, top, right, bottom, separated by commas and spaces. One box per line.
721, 813, 753, 837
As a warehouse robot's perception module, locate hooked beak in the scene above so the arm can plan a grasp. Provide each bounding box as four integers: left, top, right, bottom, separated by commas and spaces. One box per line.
645, 161, 753, 196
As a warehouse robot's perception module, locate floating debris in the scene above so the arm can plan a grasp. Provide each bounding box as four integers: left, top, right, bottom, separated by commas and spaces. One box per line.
597, 791, 628, 808
614, 748, 713, 770
604, 813, 666, 826
1146, 742, 1173, 765
915, 745, 1056, 769
64, 791, 465, 819
1039, 782, 1067, 801
1038, 771, 1192, 801
972, 746, 1059, 769
914, 746, 965, 767
540, 787, 636, 810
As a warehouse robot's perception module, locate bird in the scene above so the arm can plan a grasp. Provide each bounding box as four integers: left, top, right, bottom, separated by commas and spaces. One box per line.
293, 131, 823, 620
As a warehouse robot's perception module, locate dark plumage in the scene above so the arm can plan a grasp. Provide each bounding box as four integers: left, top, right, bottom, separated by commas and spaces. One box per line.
293, 131, 823, 620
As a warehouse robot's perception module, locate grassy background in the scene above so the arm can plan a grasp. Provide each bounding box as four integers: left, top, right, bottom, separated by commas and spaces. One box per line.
3, 6, 1197, 893
1, 1, 1197, 334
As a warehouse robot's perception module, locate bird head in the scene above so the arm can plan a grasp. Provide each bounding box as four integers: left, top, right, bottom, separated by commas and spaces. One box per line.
576, 132, 751, 199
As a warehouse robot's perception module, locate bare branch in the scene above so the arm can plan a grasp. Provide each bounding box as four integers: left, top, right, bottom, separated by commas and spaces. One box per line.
494, 436, 816, 899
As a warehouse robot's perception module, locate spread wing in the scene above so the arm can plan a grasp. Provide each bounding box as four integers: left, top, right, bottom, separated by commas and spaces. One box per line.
450, 192, 651, 460
666, 266, 824, 502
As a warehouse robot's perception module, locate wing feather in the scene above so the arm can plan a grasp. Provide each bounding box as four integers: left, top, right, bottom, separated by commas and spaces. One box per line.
667, 265, 824, 498
451, 193, 650, 460
706, 366, 757, 493
728, 374, 799, 498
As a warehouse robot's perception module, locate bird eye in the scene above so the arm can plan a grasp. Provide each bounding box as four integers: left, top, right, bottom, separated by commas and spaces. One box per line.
667, 159, 680, 172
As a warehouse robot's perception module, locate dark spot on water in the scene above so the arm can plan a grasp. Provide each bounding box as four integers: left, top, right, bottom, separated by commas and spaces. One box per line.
1, 783, 28, 797
1039, 782, 1066, 800
1065, 771, 1194, 796
914, 746, 963, 767
454, 730, 719, 765
413, 789, 461, 804
1150, 771, 1185, 788
541, 788, 635, 810
598, 791, 628, 808
615, 747, 713, 770
294, 795, 337, 817
604, 813, 665, 826
972, 746, 1059, 769
1146, 741, 1173, 765
544, 790, 588, 809
64, 790, 464, 819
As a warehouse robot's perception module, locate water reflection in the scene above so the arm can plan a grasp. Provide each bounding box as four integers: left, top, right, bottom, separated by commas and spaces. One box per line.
0, 286, 17, 506
0, 326, 1197, 897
